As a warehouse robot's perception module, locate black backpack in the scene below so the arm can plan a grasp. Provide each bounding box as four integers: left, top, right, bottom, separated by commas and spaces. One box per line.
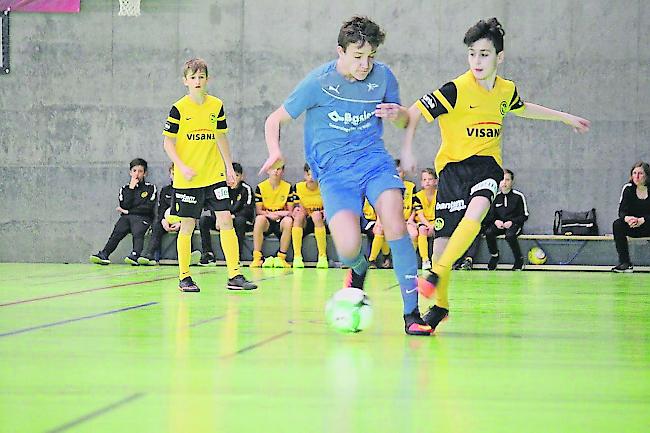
553, 208, 599, 236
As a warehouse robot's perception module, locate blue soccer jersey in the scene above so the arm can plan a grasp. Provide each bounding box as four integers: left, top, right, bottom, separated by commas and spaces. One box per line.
283, 60, 400, 182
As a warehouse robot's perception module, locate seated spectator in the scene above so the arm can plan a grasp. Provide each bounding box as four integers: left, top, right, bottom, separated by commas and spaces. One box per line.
484, 169, 529, 270
291, 163, 329, 269
138, 164, 180, 265
612, 161, 650, 272
198, 162, 254, 265
413, 168, 438, 270
90, 158, 156, 265
452, 230, 483, 271
250, 162, 294, 268
360, 198, 387, 268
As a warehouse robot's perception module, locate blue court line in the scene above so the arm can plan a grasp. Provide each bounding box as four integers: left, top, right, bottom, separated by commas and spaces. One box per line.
189, 315, 226, 328
0, 302, 158, 338
219, 330, 293, 359
45, 393, 145, 433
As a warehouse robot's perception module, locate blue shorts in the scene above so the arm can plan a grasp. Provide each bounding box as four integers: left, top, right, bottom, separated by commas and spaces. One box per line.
319, 153, 404, 220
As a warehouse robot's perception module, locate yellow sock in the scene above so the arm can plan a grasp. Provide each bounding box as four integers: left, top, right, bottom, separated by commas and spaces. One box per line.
369, 235, 384, 261
292, 227, 304, 259
314, 226, 327, 257
381, 239, 390, 256
437, 218, 481, 270
177, 233, 192, 280
418, 234, 429, 261
253, 250, 262, 261
434, 269, 451, 309
278, 252, 287, 261
220, 228, 241, 279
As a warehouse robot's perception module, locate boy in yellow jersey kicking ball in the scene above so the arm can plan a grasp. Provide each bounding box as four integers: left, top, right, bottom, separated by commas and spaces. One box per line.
413, 168, 438, 270
162, 58, 257, 292
291, 163, 329, 269
403, 18, 590, 331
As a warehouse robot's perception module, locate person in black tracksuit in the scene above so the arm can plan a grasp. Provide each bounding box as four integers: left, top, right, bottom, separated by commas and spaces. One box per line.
138, 164, 179, 264
90, 158, 157, 265
484, 169, 529, 270
198, 163, 255, 264
612, 161, 650, 272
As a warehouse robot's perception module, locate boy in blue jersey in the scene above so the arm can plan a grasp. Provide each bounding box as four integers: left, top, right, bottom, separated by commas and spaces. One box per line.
262, 16, 432, 336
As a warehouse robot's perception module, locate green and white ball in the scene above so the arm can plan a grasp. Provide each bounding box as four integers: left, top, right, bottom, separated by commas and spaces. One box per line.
325, 287, 373, 333
528, 247, 547, 265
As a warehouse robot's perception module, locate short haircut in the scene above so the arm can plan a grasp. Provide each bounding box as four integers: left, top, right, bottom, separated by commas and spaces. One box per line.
422, 168, 437, 179
304, 163, 311, 172
338, 16, 385, 51
232, 162, 243, 175
463, 17, 505, 53
130, 158, 148, 171
630, 161, 650, 185
503, 168, 514, 179
183, 58, 208, 78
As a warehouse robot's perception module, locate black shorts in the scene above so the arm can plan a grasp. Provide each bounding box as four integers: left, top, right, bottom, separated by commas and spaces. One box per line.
264, 218, 283, 239
435, 156, 502, 238
171, 181, 230, 219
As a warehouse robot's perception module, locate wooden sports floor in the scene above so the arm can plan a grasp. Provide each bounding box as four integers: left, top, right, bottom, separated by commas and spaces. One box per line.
1, 263, 648, 433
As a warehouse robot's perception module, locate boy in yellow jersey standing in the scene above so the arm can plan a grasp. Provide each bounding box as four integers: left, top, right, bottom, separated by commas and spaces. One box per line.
162, 58, 257, 292
291, 163, 329, 269
413, 168, 438, 270
403, 18, 590, 331
250, 163, 294, 268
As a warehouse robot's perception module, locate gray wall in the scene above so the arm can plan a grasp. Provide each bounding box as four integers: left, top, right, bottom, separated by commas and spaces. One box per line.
0, 0, 648, 262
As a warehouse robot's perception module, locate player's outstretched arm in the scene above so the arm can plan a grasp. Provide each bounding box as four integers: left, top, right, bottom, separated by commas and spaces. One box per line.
375, 103, 409, 129
400, 103, 423, 175
514, 102, 590, 133
261, 105, 293, 174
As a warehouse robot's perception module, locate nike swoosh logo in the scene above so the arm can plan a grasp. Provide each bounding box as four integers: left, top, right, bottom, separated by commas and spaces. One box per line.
185, 117, 192, 120
469, 105, 478, 109
405, 288, 418, 294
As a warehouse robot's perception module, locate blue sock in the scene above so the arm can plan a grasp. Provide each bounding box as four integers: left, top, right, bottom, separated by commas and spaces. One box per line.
388, 235, 419, 314
340, 251, 369, 276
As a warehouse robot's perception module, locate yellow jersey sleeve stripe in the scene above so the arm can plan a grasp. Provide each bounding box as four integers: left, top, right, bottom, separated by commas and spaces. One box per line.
416, 100, 434, 123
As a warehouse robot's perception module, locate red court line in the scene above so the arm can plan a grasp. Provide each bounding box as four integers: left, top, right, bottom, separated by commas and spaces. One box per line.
0, 276, 178, 307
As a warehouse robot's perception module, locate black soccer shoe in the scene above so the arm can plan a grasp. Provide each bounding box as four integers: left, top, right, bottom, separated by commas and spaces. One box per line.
89, 251, 110, 265
404, 308, 433, 336
178, 276, 200, 293
199, 252, 216, 267
344, 268, 367, 291
512, 256, 524, 271
423, 305, 449, 332
488, 253, 500, 271
611, 262, 634, 273
227, 275, 258, 291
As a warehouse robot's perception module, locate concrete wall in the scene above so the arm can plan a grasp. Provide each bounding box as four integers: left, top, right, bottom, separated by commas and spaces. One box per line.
0, 0, 648, 262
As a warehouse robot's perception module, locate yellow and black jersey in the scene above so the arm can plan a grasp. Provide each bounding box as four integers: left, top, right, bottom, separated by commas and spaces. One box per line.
413, 189, 437, 222
163, 94, 228, 189
255, 179, 293, 211
291, 181, 323, 212
363, 199, 377, 221
403, 180, 416, 220
416, 70, 525, 174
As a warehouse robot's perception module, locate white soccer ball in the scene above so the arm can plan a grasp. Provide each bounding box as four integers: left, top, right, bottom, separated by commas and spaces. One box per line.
325, 287, 373, 333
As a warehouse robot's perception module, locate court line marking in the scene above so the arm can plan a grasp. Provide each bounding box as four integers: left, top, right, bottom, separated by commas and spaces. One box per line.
45, 392, 145, 433
0, 270, 285, 308
219, 330, 292, 359
189, 315, 226, 328
0, 302, 158, 338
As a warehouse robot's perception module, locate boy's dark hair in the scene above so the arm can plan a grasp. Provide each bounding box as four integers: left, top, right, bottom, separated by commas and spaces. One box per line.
422, 168, 437, 179
503, 168, 514, 179
183, 58, 208, 78
130, 158, 148, 171
304, 163, 311, 172
630, 161, 650, 185
338, 16, 385, 51
232, 162, 243, 175
463, 18, 505, 53
394, 158, 401, 167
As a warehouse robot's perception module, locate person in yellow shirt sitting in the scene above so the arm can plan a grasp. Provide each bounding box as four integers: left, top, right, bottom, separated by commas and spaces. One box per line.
291, 163, 329, 268
413, 168, 438, 270
250, 163, 294, 268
